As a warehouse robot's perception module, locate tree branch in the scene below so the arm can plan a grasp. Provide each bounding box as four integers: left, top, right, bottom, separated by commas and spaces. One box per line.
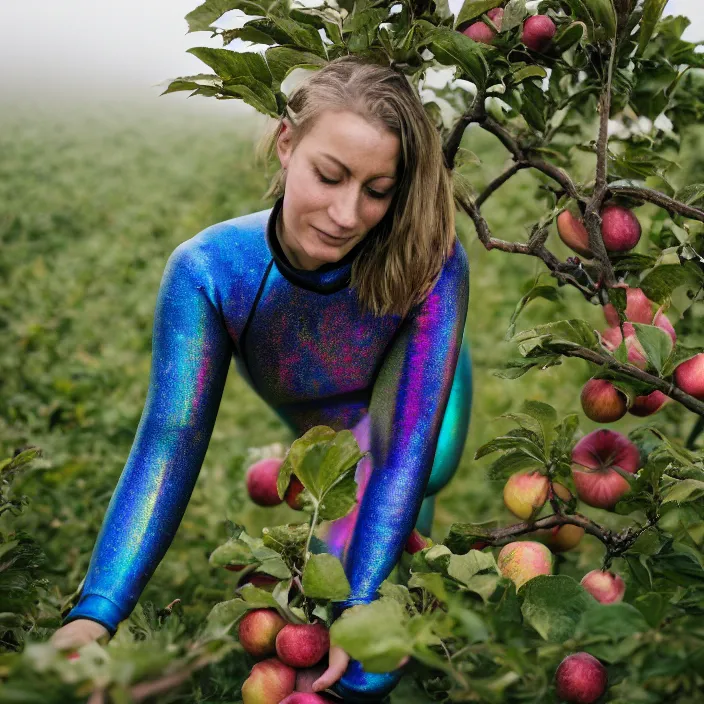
476, 162, 527, 208
582, 40, 618, 287
560, 344, 704, 417
608, 185, 704, 222
455, 193, 598, 298
443, 86, 486, 171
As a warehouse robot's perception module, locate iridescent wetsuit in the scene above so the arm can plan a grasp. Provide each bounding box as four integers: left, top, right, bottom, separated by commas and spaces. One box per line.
62, 195, 472, 702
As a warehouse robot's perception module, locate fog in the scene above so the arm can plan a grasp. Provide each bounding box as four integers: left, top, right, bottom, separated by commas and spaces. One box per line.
1, 0, 701, 118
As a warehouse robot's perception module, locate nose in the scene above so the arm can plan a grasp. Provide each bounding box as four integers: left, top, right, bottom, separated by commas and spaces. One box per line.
328, 186, 359, 233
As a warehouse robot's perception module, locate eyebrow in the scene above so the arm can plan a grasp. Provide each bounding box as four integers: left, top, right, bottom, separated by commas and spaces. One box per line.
320, 152, 397, 182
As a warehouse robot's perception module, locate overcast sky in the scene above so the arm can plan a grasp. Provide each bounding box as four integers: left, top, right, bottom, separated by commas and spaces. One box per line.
1, 0, 701, 117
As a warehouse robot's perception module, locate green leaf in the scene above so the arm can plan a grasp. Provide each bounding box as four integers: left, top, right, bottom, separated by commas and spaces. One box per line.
632, 322, 674, 374
638, 0, 669, 55
553, 21, 587, 53
302, 553, 351, 600
512, 319, 599, 356
418, 25, 492, 87
424, 547, 500, 603
187, 47, 272, 85
261, 523, 309, 555
639, 262, 704, 304
454, 0, 503, 29
185, 0, 274, 33
277, 426, 336, 499
408, 572, 449, 604
221, 78, 279, 117
674, 183, 704, 206
493, 355, 562, 379
443, 522, 499, 554
661, 479, 704, 505
505, 283, 560, 340
501, 0, 527, 31
474, 435, 546, 463
160, 74, 223, 97
563, 0, 616, 39
265, 47, 326, 87
509, 65, 548, 85
269, 15, 328, 58
316, 430, 365, 497
486, 449, 542, 480
330, 599, 411, 672
520, 575, 595, 642
575, 601, 649, 641
208, 538, 256, 568
318, 473, 358, 521
520, 400, 558, 453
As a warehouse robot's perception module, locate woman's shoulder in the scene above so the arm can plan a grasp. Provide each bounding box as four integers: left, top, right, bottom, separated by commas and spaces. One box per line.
168, 204, 273, 277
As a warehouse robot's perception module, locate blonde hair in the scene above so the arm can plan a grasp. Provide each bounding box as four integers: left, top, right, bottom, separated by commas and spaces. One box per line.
255, 55, 456, 319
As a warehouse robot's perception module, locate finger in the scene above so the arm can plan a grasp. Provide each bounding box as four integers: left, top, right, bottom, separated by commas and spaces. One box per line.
311, 646, 350, 692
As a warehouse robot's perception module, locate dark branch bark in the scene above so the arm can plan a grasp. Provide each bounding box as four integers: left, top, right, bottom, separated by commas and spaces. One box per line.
476, 162, 527, 208
608, 185, 704, 222
455, 193, 598, 298
443, 87, 486, 171
561, 344, 704, 417
582, 40, 618, 287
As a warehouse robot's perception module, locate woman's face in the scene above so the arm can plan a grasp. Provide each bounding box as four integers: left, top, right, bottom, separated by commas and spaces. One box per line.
276, 108, 401, 271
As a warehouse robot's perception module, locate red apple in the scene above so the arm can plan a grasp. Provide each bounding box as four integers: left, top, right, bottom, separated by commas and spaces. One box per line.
602, 286, 654, 327
294, 664, 328, 693
405, 528, 430, 554
653, 309, 676, 344
461, 9, 503, 44
497, 541, 553, 589
280, 694, 336, 704
242, 657, 297, 704
557, 210, 592, 258
276, 622, 330, 669
238, 608, 288, 658
628, 390, 669, 417
600, 205, 641, 252
246, 458, 285, 506
521, 15, 556, 52
225, 563, 248, 572
285, 475, 306, 510
554, 652, 608, 704
503, 471, 549, 520
571, 430, 640, 510
580, 378, 628, 423
580, 570, 626, 604
674, 353, 704, 400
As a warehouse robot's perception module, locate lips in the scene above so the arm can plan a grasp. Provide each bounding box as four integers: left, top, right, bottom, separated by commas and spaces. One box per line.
315, 227, 349, 242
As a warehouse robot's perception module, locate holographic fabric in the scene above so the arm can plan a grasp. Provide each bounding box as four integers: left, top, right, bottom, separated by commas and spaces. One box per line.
62, 195, 472, 701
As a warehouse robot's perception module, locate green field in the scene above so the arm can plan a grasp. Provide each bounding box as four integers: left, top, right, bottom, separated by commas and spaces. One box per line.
1, 100, 702, 701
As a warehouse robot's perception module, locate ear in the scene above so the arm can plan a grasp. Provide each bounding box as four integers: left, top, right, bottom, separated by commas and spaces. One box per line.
276, 118, 294, 170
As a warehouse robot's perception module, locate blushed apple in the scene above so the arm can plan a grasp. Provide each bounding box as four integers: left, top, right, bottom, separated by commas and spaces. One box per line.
242, 657, 297, 704
580, 378, 628, 423
276, 622, 330, 669
521, 15, 556, 51
554, 652, 608, 704
674, 352, 704, 400
580, 570, 626, 604
497, 541, 553, 589
238, 608, 288, 658
628, 390, 669, 417
571, 430, 640, 510
600, 205, 641, 252
557, 210, 592, 258
602, 286, 654, 327
503, 471, 549, 520
246, 457, 285, 506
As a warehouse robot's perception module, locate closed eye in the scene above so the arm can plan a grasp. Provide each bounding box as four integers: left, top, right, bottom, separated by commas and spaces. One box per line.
315, 169, 390, 200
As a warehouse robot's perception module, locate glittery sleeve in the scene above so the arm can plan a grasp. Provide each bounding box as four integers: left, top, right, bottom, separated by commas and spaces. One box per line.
61, 243, 233, 637
330, 239, 469, 701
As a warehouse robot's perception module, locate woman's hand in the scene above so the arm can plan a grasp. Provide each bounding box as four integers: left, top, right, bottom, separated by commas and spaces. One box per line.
50, 619, 110, 651
311, 645, 350, 693
310, 645, 410, 693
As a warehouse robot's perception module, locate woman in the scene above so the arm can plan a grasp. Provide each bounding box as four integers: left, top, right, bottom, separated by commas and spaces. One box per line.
50, 55, 473, 701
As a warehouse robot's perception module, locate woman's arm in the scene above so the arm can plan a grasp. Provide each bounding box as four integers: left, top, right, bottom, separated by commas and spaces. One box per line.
61, 242, 233, 636
329, 238, 470, 700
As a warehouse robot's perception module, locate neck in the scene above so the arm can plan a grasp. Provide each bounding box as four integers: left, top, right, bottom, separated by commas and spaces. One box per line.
276, 209, 319, 271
